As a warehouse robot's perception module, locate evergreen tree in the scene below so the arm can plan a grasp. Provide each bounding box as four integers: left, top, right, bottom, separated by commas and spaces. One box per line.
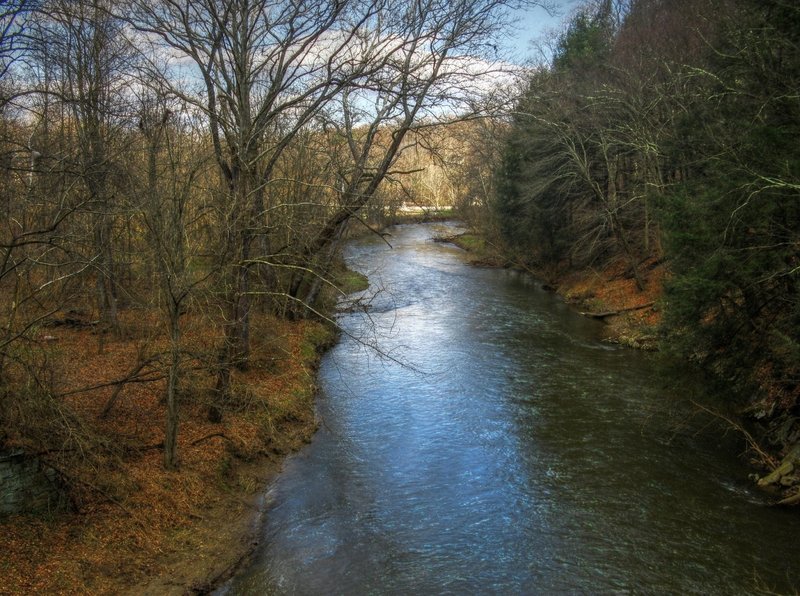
661, 0, 800, 411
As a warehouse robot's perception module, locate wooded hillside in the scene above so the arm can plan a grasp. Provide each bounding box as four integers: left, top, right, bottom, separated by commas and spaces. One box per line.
0, 0, 526, 589
492, 0, 800, 448
0, 0, 521, 466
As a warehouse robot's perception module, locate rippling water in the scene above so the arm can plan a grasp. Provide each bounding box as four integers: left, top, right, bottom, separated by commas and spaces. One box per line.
224, 223, 799, 595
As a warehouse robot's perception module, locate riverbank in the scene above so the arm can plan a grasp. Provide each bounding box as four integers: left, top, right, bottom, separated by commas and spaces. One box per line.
222, 222, 800, 593
440, 231, 663, 350
1, 312, 335, 594
443, 227, 800, 504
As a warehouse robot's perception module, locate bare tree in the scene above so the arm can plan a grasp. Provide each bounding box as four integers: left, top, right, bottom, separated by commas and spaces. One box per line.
284, 0, 530, 308
0, 0, 32, 98
125, 0, 537, 419
30, 0, 137, 339
137, 88, 210, 468
124, 0, 381, 417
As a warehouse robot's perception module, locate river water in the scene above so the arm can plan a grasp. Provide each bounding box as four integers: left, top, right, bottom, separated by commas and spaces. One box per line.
225, 223, 798, 594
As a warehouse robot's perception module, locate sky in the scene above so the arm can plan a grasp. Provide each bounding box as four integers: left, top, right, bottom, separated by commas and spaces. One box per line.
502, 0, 579, 63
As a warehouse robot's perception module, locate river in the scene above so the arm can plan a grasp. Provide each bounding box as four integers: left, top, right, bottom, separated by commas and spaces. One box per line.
223, 222, 798, 594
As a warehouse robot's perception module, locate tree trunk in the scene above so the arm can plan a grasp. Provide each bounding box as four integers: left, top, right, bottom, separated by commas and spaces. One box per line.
610, 210, 645, 292
164, 315, 180, 469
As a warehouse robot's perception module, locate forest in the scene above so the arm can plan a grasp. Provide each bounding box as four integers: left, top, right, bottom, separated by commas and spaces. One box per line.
0, 0, 518, 590
1, 0, 799, 591
0, 0, 510, 466
493, 0, 800, 462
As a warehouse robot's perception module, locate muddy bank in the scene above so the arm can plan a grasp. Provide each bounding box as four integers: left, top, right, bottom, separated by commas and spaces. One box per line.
126, 458, 284, 596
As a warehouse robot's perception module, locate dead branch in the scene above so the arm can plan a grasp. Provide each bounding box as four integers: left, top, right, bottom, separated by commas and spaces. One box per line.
190, 432, 233, 446
44, 460, 134, 517
52, 354, 166, 417
776, 491, 800, 506
98, 354, 165, 419
691, 400, 777, 470
139, 441, 165, 452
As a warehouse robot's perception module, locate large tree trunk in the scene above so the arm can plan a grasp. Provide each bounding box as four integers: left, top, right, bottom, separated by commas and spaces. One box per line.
211, 173, 259, 417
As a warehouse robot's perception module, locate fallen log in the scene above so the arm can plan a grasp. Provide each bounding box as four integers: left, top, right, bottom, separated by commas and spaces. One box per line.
777, 491, 800, 506
580, 301, 655, 320
44, 317, 100, 328
758, 444, 800, 488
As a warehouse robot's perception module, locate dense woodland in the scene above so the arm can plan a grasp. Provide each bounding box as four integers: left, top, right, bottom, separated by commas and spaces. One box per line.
0, 0, 519, 472
493, 0, 800, 449
0, 0, 523, 587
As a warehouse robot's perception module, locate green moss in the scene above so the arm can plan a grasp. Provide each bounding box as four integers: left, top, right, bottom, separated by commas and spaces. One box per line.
305, 320, 336, 350
315, 260, 370, 314
454, 233, 485, 252
336, 269, 369, 294
446, 232, 509, 267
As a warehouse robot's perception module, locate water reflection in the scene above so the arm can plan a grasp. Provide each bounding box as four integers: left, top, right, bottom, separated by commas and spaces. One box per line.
225, 223, 798, 595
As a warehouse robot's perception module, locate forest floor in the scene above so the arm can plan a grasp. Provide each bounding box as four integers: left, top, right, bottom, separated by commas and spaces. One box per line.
548, 258, 664, 350
441, 231, 664, 348
1, 309, 336, 594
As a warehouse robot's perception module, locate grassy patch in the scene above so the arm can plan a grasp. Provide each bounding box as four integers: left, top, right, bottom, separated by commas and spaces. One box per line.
382, 208, 457, 225
452, 233, 485, 252
445, 231, 509, 267
315, 259, 370, 314
336, 269, 369, 294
